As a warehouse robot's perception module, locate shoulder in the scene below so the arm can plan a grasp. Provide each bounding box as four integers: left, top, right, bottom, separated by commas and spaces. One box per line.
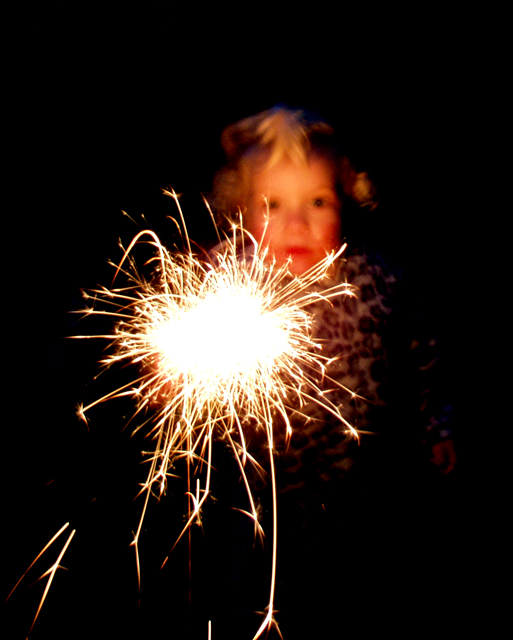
341, 244, 400, 294
324, 245, 401, 326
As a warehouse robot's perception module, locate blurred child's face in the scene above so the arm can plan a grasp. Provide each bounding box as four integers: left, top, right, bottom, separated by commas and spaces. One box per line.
245, 156, 341, 275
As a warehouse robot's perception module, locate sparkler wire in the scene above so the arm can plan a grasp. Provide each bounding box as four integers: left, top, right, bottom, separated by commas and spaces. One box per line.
74, 194, 360, 639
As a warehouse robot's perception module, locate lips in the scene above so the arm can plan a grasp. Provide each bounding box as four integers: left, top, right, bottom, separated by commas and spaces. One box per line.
284, 247, 312, 257
275, 247, 319, 275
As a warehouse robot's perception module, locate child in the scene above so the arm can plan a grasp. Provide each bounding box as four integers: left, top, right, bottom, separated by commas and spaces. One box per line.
213, 106, 378, 274
206, 106, 456, 638
211, 105, 455, 477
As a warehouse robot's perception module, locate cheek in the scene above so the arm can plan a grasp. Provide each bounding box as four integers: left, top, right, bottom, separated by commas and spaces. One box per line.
244, 210, 266, 244
245, 209, 281, 247
316, 214, 341, 250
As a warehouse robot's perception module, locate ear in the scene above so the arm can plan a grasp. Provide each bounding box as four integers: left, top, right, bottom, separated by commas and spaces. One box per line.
352, 172, 379, 210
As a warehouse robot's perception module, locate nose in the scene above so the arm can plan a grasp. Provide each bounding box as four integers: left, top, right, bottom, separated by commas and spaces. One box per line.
283, 205, 309, 230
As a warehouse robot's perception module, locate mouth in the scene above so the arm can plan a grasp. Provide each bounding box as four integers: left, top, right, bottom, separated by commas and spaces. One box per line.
278, 247, 317, 275
284, 247, 312, 258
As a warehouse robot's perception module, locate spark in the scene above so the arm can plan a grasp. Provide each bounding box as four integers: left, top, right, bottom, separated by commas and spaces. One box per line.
6, 523, 76, 639
74, 191, 359, 639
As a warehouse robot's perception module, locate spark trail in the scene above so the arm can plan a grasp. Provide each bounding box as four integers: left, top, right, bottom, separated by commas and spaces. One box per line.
5, 523, 76, 639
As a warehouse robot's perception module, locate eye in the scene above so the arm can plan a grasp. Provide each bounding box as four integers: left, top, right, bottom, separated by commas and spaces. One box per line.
312, 197, 327, 207
267, 199, 280, 211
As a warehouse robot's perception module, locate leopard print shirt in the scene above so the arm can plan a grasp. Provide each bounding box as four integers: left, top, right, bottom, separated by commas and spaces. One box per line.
212, 242, 451, 512
266, 245, 452, 508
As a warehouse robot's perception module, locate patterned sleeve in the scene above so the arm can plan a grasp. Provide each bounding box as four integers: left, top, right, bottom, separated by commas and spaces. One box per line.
408, 315, 454, 445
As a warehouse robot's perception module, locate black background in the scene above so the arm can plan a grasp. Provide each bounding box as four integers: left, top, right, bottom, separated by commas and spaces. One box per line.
4, 3, 485, 639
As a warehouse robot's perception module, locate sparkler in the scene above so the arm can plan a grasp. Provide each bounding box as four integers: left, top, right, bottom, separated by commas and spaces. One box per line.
75, 191, 359, 639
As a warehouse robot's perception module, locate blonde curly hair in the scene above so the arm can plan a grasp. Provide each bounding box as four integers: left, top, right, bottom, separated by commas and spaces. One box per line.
211, 106, 378, 224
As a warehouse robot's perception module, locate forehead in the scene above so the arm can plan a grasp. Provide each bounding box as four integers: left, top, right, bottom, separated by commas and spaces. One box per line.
250, 155, 336, 193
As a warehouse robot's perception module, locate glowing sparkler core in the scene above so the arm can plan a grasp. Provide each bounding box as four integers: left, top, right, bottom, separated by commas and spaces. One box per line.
152, 278, 296, 383
76, 193, 359, 639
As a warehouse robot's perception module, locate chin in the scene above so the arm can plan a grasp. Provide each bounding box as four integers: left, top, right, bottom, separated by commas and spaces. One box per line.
287, 257, 318, 276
